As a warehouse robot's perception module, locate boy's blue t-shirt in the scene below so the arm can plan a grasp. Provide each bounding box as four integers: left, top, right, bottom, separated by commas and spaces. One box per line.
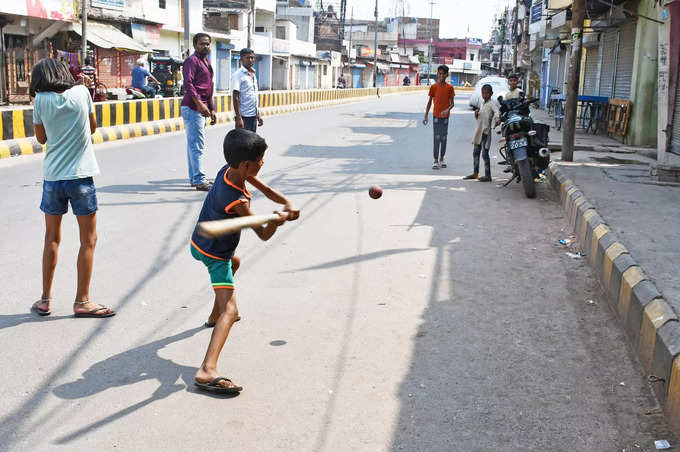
33, 85, 99, 181
131, 66, 151, 89
191, 165, 251, 260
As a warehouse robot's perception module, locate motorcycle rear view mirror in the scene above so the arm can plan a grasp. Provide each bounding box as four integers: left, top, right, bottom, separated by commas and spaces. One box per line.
497, 95, 504, 102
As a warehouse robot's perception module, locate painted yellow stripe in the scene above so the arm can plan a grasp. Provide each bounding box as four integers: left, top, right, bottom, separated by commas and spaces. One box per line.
105, 128, 118, 142
0, 143, 9, 159
145, 123, 155, 136
18, 139, 34, 155
92, 130, 104, 144
579, 209, 597, 244
119, 126, 130, 140
618, 266, 646, 318
665, 357, 680, 432
152, 100, 160, 121
174, 98, 180, 117
639, 298, 675, 370
141, 101, 148, 123
163, 99, 171, 119
101, 104, 111, 128
602, 241, 628, 289
115, 103, 124, 126
132, 124, 142, 137
158, 122, 166, 134
590, 223, 611, 265
12, 110, 26, 138
129, 101, 137, 124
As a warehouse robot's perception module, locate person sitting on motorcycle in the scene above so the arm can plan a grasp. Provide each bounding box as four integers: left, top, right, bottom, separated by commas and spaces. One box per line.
337, 74, 346, 89
504, 73, 523, 100
131, 59, 160, 97
465, 84, 500, 182
403, 75, 410, 86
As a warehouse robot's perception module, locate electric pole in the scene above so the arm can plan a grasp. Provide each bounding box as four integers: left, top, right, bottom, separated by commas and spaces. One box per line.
498, 7, 507, 75
81, 0, 88, 62
183, 0, 190, 56
373, 0, 378, 88
512, 0, 518, 72
348, 7, 353, 87
248, 0, 255, 49
428, 0, 435, 85
561, 0, 585, 161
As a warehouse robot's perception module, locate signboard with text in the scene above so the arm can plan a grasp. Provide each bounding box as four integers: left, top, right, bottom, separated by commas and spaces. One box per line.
91, 0, 125, 10
0, 0, 76, 20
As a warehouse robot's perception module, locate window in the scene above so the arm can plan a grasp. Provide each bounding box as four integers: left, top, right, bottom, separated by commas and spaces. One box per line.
159, 0, 166, 8
469, 54, 475, 61
255, 26, 265, 33
276, 26, 286, 39
323, 65, 327, 75
229, 14, 239, 30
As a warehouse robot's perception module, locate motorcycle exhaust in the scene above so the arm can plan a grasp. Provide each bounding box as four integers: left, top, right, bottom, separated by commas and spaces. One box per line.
538, 148, 550, 158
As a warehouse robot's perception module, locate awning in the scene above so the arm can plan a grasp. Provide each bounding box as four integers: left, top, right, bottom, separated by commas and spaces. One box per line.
390, 53, 400, 63
69, 22, 153, 53
408, 55, 420, 64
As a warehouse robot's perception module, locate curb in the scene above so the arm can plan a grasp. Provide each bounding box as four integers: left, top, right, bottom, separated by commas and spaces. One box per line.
0, 90, 401, 159
547, 162, 680, 432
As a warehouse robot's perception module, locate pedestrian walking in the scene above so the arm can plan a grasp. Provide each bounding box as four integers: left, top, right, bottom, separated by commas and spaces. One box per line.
80, 57, 97, 99
190, 128, 299, 394
232, 48, 262, 133
181, 33, 216, 191
422, 65, 455, 170
29, 58, 115, 319
465, 84, 500, 182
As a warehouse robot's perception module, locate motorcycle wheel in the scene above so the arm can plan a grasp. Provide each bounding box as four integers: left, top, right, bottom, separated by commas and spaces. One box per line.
517, 159, 536, 198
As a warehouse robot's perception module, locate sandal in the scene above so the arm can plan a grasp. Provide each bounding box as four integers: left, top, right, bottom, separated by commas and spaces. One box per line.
204, 316, 241, 328
74, 302, 116, 318
195, 377, 242, 395
31, 299, 51, 316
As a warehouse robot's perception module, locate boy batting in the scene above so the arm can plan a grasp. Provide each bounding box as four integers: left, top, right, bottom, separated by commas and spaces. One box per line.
190, 128, 299, 394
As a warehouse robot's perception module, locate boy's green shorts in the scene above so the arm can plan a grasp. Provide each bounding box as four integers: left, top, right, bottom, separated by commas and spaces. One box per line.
190, 244, 235, 289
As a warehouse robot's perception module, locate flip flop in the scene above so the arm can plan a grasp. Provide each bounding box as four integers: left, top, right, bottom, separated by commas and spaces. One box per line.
204, 316, 240, 328
31, 303, 51, 316
195, 377, 242, 395
74, 306, 116, 318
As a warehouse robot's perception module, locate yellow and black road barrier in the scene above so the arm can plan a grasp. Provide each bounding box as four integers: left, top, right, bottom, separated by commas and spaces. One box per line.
0, 85, 427, 159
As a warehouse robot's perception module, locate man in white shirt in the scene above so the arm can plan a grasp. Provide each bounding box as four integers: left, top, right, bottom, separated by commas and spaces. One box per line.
232, 48, 262, 132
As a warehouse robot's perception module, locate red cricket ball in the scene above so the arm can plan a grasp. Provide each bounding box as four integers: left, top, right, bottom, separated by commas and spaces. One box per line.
369, 185, 383, 199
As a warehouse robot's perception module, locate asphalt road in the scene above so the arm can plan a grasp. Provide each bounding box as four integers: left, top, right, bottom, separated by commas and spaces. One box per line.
0, 91, 674, 451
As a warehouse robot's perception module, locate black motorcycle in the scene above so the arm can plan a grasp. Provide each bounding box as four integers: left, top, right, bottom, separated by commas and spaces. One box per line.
496, 96, 551, 198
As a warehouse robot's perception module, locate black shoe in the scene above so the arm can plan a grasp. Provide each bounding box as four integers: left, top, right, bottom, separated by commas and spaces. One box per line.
478, 175, 492, 182
463, 174, 478, 180
195, 182, 212, 191
497, 160, 508, 165
503, 167, 512, 173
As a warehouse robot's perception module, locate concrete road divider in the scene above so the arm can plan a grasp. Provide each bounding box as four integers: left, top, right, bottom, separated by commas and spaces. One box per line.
0, 86, 427, 159
547, 162, 680, 434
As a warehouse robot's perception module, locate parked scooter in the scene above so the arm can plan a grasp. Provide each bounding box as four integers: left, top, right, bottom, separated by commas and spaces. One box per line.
496, 95, 551, 198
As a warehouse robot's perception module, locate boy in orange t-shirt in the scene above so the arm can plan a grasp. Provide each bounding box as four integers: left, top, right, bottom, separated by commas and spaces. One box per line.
423, 65, 455, 169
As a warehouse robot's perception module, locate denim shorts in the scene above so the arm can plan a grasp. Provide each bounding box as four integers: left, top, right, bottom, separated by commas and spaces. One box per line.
40, 177, 98, 216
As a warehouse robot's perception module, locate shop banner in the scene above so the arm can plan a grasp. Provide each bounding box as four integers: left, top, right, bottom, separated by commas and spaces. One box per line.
1, 0, 76, 21
91, 0, 125, 10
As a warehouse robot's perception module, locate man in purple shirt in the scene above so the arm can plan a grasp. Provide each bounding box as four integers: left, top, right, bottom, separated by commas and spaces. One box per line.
181, 33, 216, 191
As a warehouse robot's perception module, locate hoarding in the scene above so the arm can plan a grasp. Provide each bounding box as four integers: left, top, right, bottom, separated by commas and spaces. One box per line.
91, 0, 125, 10
0, 0, 76, 21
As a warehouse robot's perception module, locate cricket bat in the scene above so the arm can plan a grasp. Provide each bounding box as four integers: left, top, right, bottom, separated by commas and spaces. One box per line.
197, 213, 282, 238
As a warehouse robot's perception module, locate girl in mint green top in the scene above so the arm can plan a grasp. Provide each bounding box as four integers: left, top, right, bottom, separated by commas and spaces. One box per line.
29, 58, 115, 319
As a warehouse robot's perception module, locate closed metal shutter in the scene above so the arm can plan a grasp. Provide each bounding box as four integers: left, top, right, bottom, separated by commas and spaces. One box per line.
582, 46, 599, 96
672, 78, 680, 154
599, 30, 618, 98
614, 21, 636, 99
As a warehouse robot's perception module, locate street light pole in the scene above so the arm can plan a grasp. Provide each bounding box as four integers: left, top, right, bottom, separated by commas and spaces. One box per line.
183, 0, 190, 57
373, 0, 378, 88
348, 7, 353, 88
81, 0, 88, 62
512, 0, 518, 72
